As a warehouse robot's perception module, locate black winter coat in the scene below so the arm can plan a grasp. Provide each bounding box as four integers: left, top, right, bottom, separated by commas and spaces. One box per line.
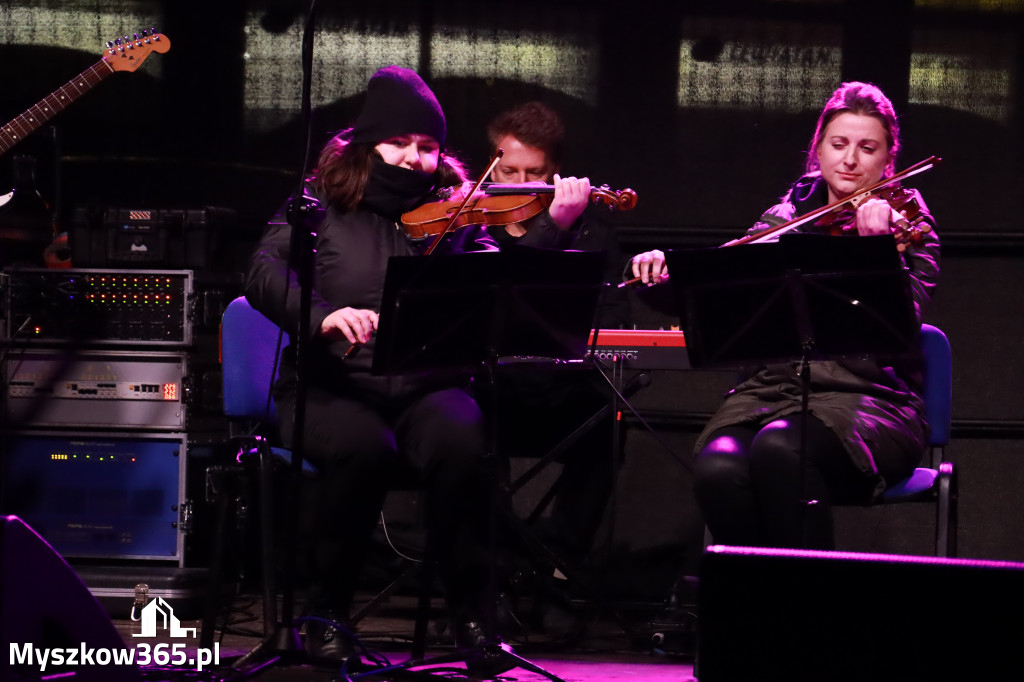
245, 199, 497, 401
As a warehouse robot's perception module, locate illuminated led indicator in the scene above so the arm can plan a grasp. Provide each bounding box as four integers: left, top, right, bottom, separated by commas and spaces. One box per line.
163, 383, 178, 401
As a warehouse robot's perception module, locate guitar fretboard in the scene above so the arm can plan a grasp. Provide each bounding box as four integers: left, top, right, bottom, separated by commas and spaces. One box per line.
0, 59, 114, 154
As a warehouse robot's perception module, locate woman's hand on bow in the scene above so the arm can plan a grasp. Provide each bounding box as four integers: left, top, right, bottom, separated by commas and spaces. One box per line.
320, 307, 379, 345
630, 249, 669, 285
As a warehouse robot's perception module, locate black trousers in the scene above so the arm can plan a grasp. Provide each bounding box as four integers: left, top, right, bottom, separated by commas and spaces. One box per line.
693, 413, 877, 550
277, 384, 488, 617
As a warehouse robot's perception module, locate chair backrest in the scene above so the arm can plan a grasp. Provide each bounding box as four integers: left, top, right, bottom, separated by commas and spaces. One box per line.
920, 323, 952, 449
221, 296, 289, 423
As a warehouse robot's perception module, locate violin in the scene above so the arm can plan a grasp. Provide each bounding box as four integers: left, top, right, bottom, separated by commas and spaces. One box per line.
808, 184, 931, 251
723, 155, 941, 249
400, 182, 638, 240
621, 155, 941, 289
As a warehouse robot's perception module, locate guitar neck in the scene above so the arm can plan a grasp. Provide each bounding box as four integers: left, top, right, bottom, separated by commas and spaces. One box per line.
0, 58, 114, 155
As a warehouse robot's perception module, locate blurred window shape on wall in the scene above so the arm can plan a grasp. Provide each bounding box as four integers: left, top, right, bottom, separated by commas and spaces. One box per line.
241, 3, 599, 134
677, 17, 842, 113
0, 2, 164, 77
242, 12, 422, 133
910, 27, 1016, 123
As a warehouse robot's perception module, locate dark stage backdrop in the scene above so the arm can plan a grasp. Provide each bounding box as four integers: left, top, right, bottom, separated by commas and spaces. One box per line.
1, 0, 1022, 565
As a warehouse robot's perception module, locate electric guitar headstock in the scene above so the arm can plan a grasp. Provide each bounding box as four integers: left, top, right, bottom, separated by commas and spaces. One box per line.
0, 28, 171, 156
103, 28, 171, 72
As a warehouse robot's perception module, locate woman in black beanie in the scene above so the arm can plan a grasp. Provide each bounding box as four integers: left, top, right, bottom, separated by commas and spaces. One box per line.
245, 65, 497, 663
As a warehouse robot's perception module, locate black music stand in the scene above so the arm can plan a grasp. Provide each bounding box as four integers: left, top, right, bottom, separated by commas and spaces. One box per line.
373, 249, 607, 376
367, 248, 607, 681
665, 233, 919, 545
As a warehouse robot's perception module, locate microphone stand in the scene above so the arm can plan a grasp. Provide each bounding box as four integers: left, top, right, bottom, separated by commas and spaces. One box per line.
225, 1, 321, 678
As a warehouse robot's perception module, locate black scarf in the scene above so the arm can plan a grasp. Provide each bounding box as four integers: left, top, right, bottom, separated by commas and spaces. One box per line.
788, 173, 829, 214
360, 156, 439, 220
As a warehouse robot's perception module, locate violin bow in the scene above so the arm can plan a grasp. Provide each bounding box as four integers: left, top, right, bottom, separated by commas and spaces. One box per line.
619, 155, 942, 289
727, 155, 942, 246
424, 148, 504, 255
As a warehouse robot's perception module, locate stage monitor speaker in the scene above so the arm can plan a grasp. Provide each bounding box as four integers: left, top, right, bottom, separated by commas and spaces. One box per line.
698, 545, 1024, 682
1, 515, 138, 681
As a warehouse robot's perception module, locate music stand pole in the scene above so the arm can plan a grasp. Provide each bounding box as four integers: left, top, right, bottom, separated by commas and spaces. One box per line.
797, 350, 813, 547
226, 2, 320, 677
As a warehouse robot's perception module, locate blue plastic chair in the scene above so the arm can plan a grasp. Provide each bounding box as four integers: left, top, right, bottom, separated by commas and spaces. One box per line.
220, 296, 432, 654
221, 296, 288, 429
871, 323, 957, 557
220, 295, 300, 635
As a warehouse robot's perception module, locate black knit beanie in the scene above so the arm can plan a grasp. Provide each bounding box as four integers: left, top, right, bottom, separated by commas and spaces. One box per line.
350, 66, 446, 147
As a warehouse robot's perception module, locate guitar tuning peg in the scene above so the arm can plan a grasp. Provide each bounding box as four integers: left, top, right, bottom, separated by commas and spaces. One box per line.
106, 41, 114, 48
114, 38, 121, 45
133, 33, 140, 40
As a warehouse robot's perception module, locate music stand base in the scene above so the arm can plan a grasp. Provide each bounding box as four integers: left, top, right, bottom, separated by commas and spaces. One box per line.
358, 641, 567, 681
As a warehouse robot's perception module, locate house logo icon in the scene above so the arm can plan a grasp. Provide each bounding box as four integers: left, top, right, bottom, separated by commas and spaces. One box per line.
131, 597, 197, 638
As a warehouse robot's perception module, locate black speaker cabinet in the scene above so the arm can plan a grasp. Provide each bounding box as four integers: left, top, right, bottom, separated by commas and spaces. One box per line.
698, 545, 1024, 682
1, 515, 137, 681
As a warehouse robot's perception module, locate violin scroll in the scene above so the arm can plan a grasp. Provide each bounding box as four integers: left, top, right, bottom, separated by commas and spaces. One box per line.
591, 185, 637, 211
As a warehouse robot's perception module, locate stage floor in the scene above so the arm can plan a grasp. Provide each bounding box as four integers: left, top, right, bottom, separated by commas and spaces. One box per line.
109, 592, 697, 681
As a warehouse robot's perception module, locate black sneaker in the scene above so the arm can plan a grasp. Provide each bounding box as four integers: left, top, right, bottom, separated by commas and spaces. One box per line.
304, 613, 358, 667
452, 612, 488, 651
452, 613, 518, 678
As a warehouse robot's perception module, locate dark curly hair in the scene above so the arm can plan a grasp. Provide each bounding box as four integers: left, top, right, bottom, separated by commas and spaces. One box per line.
486, 101, 566, 168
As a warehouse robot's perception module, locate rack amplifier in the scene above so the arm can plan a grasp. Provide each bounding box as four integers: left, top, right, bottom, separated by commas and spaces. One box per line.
1, 431, 188, 563
4, 349, 186, 429
1, 267, 193, 346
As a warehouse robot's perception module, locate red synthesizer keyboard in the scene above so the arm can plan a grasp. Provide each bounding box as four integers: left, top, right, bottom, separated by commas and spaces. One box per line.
586, 329, 689, 370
